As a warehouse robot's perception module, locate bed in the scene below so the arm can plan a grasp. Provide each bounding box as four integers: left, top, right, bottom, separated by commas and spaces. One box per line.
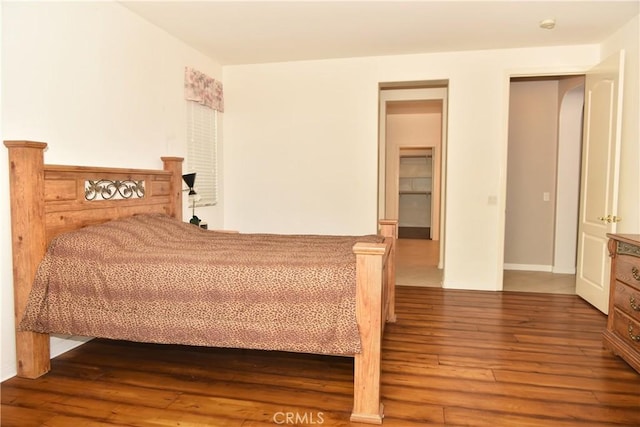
4, 140, 397, 424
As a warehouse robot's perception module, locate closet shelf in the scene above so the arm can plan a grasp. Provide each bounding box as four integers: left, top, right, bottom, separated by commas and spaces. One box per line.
399, 190, 432, 195
399, 174, 431, 178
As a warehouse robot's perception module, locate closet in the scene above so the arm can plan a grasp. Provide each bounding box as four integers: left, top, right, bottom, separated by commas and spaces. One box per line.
398, 148, 432, 239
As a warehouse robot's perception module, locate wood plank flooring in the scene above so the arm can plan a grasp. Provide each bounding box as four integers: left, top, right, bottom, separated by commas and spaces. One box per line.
2, 286, 639, 426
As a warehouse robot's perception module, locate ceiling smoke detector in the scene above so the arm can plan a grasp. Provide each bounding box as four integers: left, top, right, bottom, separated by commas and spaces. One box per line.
539, 18, 556, 30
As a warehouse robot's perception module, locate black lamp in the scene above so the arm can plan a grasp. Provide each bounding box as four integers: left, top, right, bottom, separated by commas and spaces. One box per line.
182, 173, 200, 225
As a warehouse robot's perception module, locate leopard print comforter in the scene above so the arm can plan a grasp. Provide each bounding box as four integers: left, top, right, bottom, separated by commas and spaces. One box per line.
20, 214, 384, 355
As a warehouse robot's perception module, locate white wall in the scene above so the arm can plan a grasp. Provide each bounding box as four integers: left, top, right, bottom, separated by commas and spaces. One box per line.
224, 45, 600, 291
601, 15, 640, 233
223, 60, 380, 235
1, 1, 222, 380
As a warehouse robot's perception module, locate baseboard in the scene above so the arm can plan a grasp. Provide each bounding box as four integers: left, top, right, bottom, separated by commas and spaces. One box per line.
503, 263, 552, 272
50, 335, 93, 358
552, 266, 576, 274
1, 335, 92, 381
1, 358, 16, 382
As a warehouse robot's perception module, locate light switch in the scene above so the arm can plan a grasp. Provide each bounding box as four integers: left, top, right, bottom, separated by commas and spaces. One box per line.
543, 192, 550, 202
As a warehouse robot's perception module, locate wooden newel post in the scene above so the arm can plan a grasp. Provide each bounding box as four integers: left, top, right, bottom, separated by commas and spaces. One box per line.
351, 241, 386, 424
161, 157, 184, 222
379, 219, 398, 323
4, 140, 51, 378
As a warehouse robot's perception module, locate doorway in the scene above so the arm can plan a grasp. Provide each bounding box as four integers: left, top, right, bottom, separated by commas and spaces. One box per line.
378, 83, 448, 287
503, 75, 585, 294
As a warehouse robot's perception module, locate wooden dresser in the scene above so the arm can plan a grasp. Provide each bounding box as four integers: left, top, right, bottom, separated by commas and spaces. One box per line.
603, 234, 640, 373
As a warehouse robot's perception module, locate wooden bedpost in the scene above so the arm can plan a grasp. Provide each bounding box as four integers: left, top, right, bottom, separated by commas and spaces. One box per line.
379, 220, 398, 323
351, 241, 387, 424
161, 157, 184, 221
4, 141, 51, 378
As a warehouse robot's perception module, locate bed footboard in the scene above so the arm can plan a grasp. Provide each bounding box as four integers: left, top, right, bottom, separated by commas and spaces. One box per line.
351, 219, 397, 424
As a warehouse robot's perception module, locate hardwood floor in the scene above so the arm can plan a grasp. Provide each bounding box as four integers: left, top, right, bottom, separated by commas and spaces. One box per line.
396, 238, 442, 287
2, 286, 639, 426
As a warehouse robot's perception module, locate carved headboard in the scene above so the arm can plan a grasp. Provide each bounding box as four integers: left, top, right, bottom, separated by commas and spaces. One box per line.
4, 140, 183, 378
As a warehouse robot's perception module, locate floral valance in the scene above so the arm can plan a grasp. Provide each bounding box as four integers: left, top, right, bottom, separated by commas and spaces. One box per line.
184, 67, 224, 112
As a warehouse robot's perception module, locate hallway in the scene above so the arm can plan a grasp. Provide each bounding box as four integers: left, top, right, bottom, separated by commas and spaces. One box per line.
395, 238, 576, 294
396, 238, 442, 287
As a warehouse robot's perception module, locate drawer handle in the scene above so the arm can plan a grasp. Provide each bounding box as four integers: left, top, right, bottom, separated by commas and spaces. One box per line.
628, 323, 640, 342
632, 266, 640, 281
631, 295, 640, 312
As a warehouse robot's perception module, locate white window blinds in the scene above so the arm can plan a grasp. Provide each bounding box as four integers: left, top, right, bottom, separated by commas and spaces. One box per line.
186, 101, 218, 206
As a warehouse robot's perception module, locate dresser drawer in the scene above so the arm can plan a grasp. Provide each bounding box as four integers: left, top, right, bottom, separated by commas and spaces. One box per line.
605, 235, 640, 373
611, 307, 640, 350
612, 281, 640, 321
615, 254, 640, 288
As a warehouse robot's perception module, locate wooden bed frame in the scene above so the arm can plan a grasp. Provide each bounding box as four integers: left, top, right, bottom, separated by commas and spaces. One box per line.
4, 140, 397, 424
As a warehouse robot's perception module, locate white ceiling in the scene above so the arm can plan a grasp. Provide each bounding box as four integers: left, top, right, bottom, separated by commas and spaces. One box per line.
120, 1, 640, 66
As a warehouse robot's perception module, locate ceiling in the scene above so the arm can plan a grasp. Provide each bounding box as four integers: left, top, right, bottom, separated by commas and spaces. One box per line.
120, 1, 640, 66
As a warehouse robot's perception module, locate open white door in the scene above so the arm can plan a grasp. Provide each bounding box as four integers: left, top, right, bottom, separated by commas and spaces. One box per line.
576, 51, 625, 314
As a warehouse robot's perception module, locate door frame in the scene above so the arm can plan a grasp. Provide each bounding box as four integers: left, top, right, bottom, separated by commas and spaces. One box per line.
503, 77, 585, 273
378, 85, 448, 269
498, 64, 611, 291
